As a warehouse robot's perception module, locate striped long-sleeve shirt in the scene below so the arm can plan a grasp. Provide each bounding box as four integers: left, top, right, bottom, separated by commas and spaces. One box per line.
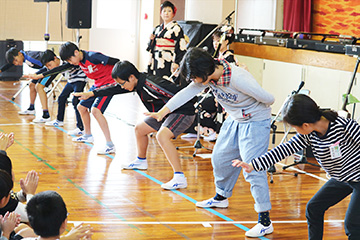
252, 116, 360, 182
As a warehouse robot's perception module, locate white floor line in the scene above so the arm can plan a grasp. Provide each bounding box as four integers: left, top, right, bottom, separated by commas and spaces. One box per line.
276, 162, 329, 182
69, 219, 343, 225
0, 123, 33, 126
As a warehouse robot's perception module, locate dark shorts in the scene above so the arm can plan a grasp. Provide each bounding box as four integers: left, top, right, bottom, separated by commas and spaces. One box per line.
144, 113, 195, 138
34, 74, 57, 87
79, 84, 113, 113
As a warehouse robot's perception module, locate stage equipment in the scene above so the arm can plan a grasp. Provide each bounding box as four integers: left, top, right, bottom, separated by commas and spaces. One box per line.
0, 39, 23, 81
66, 0, 92, 29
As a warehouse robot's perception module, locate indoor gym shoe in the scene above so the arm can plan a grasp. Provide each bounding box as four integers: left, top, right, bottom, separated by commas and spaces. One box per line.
245, 222, 274, 238
122, 159, 148, 170
180, 133, 198, 139
161, 176, 187, 190
97, 145, 116, 155
45, 119, 64, 127
196, 197, 229, 208
67, 128, 84, 136
32, 117, 51, 123
18, 109, 35, 115
72, 135, 94, 143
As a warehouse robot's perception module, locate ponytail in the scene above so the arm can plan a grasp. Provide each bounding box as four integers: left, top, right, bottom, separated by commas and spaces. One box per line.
319, 108, 338, 122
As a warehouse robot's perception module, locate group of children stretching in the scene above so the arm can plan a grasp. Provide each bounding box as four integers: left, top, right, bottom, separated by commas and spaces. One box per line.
0, 28, 359, 240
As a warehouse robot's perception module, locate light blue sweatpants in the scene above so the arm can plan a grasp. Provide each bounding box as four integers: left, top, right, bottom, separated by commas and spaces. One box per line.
211, 116, 272, 213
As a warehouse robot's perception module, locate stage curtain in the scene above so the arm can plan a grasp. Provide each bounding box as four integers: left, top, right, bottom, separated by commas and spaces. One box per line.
283, 0, 312, 32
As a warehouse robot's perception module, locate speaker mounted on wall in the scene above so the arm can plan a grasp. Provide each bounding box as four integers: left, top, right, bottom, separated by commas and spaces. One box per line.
66, 0, 92, 29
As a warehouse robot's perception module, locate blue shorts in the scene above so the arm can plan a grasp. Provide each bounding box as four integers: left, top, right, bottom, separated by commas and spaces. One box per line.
32, 74, 57, 87
79, 84, 113, 113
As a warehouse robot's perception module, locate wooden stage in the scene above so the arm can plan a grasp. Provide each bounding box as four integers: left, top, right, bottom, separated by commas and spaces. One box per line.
0, 80, 349, 239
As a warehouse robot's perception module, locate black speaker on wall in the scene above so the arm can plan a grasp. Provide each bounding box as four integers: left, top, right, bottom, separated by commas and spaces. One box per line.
66, 0, 92, 29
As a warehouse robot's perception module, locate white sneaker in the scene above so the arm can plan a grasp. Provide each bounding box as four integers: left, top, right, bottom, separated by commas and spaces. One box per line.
161, 176, 187, 190
180, 133, 198, 139
18, 109, 35, 115
32, 117, 51, 123
72, 135, 94, 143
203, 131, 217, 142
97, 145, 116, 155
45, 119, 64, 127
122, 159, 148, 170
245, 222, 274, 237
196, 197, 229, 208
67, 128, 84, 136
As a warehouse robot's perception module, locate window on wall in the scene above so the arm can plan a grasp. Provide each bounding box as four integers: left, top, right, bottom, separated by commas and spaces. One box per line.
236, 0, 277, 30
96, 0, 136, 30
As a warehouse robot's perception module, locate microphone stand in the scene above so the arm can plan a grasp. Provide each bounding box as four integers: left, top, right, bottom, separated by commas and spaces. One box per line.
177, 88, 213, 157
267, 81, 305, 183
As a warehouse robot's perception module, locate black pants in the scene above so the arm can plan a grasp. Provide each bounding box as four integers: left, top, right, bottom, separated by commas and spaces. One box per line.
306, 178, 360, 239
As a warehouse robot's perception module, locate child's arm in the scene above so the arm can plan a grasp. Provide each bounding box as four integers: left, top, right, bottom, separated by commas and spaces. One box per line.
23, 63, 73, 80
0, 64, 14, 73
232, 160, 254, 173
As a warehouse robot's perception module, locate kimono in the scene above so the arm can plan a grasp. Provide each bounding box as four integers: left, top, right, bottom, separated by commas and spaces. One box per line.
147, 21, 187, 80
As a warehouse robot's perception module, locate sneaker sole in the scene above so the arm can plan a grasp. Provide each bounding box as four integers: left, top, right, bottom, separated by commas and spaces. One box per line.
122, 166, 148, 170
161, 185, 187, 190
97, 151, 116, 155
196, 204, 228, 208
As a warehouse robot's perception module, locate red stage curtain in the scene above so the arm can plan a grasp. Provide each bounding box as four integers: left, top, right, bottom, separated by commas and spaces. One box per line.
283, 0, 312, 32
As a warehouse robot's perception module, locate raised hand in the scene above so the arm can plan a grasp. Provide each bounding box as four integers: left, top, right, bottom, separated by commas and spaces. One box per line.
0, 133, 10, 151
1, 212, 21, 239
19, 170, 39, 197
61, 223, 93, 240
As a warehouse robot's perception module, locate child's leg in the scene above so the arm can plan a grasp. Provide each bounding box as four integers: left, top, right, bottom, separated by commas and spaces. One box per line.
91, 94, 113, 143
35, 83, 49, 112
345, 182, 360, 238
135, 121, 157, 158
306, 178, 352, 240
57, 82, 73, 121
78, 104, 91, 135
91, 107, 112, 142
72, 81, 87, 130
29, 81, 37, 106
156, 127, 181, 172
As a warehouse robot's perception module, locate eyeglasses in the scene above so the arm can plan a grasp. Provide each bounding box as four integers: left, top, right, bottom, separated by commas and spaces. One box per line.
118, 81, 127, 87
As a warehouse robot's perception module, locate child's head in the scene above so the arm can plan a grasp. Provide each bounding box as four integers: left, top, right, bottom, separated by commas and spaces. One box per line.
6, 47, 24, 66
41, 50, 60, 70
212, 27, 235, 52
160, 1, 176, 21
283, 94, 338, 127
26, 191, 68, 238
180, 47, 217, 83
59, 42, 81, 65
0, 170, 13, 208
111, 61, 139, 91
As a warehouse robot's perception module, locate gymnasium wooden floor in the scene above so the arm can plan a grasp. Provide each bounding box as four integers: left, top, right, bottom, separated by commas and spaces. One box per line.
0, 80, 349, 239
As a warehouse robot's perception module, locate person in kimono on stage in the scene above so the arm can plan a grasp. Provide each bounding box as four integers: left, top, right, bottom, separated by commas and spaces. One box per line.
147, 1, 187, 81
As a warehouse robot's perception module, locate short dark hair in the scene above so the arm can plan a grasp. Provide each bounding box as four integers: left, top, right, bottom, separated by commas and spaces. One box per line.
59, 42, 79, 61
26, 191, 68, 238
161, 1, 176, 14
180, 47, 217, 83
111, 60, 140, 80
283, 94, 338, 126
213, 27, 235, 44
41, 50, 57, 65
0, 170, 13, 199
5, 47, 20, 64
